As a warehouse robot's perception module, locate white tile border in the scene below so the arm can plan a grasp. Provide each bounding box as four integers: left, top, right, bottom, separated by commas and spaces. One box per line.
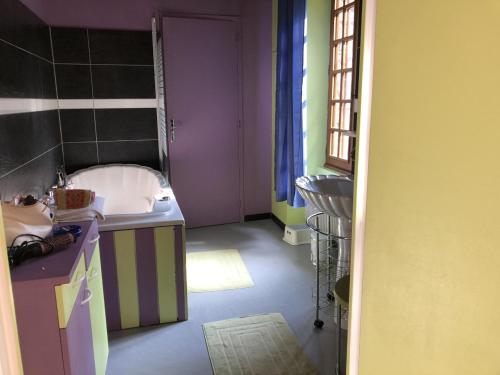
348, 1, 377, 374
58, 99, 94, 109
0, 98, 58, 115
92, 99, 157, 109
59, 99, 157, 109
0, 98, 157, 115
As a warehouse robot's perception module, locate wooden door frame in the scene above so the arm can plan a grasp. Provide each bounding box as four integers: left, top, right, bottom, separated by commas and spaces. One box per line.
159, 13, 245, 223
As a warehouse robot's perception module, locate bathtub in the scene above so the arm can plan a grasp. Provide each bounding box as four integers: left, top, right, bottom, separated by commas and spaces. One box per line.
68, 164, 184, 231
68, 164, 187, 330
69, 164, 170, 215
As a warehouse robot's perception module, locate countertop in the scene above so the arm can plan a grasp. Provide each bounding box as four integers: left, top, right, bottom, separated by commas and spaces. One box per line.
10, 220, 95, 286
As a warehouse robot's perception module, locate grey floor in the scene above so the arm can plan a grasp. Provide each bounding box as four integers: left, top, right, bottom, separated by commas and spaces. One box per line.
107, 219, 344, 375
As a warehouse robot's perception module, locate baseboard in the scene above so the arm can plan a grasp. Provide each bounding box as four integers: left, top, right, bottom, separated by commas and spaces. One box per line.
270, 214, 285, 230
244, 213, 272, 222
243, 212, 285, 230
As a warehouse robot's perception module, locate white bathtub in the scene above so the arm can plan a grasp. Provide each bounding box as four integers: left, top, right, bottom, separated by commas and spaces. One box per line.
68, 164, 184, 231
68, 164, 169, 216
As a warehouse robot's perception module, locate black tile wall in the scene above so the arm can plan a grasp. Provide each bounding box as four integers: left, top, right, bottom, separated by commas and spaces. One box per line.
0, 0, 61, 199
88, 30, 153, 65
55, 64, 92, 99
91, 65, 155, 99
0, 0, 52, 60
95, 108, 157, 141
0, 146, 62, 200
60, 109, 95, 142
50, 26, 159, 171
0, 111, 60, 176
0, 42, 56, 98
63, 143, 98, 174
98, 141, 159, 170
51, 28, 90, 64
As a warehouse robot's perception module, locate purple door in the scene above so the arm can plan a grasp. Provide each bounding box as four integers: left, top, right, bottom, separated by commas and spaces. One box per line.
163, 17, 241, 228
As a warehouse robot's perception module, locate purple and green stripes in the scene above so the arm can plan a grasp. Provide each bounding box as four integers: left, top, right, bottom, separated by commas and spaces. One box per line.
98, 225, 186, 331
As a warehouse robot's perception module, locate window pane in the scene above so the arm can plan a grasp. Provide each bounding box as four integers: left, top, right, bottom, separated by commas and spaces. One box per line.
333, 43, 343, 71
339, 134, 350, 160
339, 103, 346, 130
345, 6, 355, 36
330, 131, 340, 157
334, 11, 344, 40
335, 0, 345, 9
341, 103, 351, 130
344, 40, 353, 69
331, 103, 341, 129
332, 72, 341, 100
343, 71, 352, 99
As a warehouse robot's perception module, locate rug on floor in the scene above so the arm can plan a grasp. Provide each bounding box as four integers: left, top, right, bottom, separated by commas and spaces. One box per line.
203, 313, 318, 375
187, 249, 254, 292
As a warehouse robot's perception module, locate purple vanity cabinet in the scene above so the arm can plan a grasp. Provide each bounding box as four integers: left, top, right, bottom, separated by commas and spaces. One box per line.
11, 282, 65, 374
11, 220, 106, 375
60, 280, 96, 375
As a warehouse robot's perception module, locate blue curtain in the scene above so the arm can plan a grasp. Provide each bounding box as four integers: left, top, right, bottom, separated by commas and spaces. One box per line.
275, 0, 306, 207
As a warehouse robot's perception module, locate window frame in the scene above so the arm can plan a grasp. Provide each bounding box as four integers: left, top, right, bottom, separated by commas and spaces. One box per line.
325, 0, 363, 172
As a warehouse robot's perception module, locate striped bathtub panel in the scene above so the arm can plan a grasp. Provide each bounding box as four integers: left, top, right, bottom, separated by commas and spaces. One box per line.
99, 231, 122, 331
174, 226, 188, 321
114, 230, 140, 329
135, 228, 160, 326
154, 227, 178, 323
99, 225, 186, 331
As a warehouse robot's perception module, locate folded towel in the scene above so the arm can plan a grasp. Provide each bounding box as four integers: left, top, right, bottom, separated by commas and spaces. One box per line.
54, 210, 104, 223
54, 198, 105, 223
55, 189, 95, 210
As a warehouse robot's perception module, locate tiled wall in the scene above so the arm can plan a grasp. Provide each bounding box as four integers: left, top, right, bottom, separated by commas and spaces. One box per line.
51, 27, 159, 173
0, 0, 62, 199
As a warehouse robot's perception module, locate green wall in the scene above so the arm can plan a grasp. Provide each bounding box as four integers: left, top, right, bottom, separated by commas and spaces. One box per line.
305, 0, 332, 176
271, 0, 338, 225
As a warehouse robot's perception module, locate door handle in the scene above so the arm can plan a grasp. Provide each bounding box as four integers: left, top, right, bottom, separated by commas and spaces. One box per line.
88, 234, 100, 244
80, 288, 93, 305
170, 119, 176, 143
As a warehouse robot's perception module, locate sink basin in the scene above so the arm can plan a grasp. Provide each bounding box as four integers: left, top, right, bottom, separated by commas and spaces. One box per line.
295, 175, 353, 220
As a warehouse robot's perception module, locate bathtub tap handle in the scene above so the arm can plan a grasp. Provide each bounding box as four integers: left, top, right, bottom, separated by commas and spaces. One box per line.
170, 119, 176, 143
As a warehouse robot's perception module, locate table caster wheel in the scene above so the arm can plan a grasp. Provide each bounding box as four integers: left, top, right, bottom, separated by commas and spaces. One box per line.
327, 292, 335, 301
314, 319, 324, 329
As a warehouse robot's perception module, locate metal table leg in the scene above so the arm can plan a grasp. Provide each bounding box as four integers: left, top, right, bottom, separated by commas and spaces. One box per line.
336, 305, 342, 375
314, 215, 324, 328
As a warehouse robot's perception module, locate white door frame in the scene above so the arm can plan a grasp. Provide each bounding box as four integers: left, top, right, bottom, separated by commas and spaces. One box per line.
347, 0, 377, 374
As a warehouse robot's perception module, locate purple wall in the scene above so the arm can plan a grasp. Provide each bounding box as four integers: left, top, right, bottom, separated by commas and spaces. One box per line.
19, 0, 242, 30
20, 0, 272, 216
241, 0, 272, 215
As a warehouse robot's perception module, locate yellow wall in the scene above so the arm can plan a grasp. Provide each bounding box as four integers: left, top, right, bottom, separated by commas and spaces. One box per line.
0, 206, 23, 375
357, 1, 500, 374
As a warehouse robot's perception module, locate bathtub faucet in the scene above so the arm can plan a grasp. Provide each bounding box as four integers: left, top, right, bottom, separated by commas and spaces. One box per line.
56, 165, 67, 188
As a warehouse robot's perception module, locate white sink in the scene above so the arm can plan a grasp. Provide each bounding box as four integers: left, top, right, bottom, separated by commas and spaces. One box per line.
295, 175, 353, 220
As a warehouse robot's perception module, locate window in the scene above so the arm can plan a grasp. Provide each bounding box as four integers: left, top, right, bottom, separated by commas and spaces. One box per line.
325, 0, 362, 172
